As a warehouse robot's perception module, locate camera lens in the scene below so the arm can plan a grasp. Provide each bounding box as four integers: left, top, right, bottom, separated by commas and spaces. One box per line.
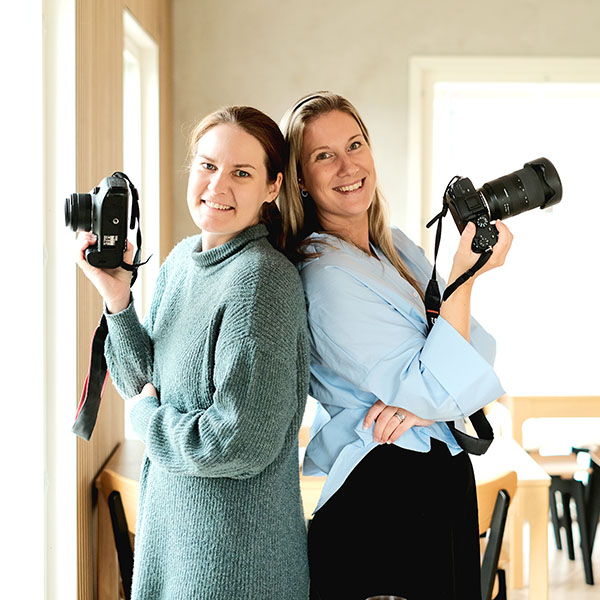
64, 193, 92, 231
480, 157, 562, 221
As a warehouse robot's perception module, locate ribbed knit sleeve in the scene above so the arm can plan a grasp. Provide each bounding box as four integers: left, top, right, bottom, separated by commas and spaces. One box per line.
104, 301, 154, 399
104, 251, 171, 398
131, 334, 308, 478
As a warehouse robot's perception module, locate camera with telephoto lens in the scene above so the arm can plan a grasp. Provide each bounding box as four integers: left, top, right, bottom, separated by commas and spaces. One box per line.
65, 174, 129, 269
444, 157, 562, 253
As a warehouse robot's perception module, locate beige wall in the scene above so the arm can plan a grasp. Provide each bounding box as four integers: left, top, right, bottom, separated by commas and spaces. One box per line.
171, 0, 600, 243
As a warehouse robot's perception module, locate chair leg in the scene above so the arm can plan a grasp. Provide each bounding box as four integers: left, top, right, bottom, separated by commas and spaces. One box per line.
587, 462, 600, 553
549, 486, 562, 550
108, 491, 134, 600
561, 491, 576, 560
572, 482, 594, 585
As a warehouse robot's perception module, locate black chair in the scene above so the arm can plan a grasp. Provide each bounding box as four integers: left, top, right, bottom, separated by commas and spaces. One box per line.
477, 470, 517, 600
531, 448, 597, 585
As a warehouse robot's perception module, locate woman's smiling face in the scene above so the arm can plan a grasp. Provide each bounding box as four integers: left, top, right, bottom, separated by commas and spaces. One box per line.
300, 110, 376, 231
187, 123, 281, 249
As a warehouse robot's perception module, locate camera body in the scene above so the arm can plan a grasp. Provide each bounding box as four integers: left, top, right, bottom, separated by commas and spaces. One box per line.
65, 174, 129, 268
444, 157, 562, 253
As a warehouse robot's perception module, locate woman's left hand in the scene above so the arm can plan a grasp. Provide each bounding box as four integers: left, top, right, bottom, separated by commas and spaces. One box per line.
363, 399, 434, 444
136, 382, 158, 400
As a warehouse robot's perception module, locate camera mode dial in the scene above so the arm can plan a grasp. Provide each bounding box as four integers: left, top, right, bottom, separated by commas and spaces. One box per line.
470, 218, 498, 254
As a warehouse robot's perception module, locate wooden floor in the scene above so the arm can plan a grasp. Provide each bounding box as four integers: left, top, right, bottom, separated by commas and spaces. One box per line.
511, 524, 599, 599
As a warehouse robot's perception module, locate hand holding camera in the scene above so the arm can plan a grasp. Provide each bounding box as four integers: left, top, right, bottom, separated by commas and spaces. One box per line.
425, 157, 562, 333
444, 157, 562, 253
449, 219, 513, 286
66, 171, 147, 314
66, 172, 149, 440
75, 231, 134, 313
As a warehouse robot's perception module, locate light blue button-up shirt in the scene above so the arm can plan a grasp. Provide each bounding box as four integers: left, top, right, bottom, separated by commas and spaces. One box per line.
298, 227, 504, 513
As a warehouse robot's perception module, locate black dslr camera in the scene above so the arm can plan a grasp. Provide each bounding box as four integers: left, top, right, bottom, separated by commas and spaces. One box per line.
444, 157, 562, 252
65, 174, 130, 269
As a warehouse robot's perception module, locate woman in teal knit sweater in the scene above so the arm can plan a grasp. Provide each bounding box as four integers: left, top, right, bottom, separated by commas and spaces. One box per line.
76, 106, 310, 599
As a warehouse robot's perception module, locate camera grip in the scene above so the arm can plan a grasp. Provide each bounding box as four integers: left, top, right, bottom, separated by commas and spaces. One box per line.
471, 216, 498, 253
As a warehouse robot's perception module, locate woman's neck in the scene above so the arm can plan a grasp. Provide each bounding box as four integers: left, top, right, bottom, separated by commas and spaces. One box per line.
317, 212, 371, 254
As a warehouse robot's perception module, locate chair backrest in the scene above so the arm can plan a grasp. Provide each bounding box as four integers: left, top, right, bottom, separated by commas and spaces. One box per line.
476, 470, 517, 600
476, 470, 517, 536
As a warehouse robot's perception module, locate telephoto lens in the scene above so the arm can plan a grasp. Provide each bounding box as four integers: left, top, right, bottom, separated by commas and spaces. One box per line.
480, 157, 562, 220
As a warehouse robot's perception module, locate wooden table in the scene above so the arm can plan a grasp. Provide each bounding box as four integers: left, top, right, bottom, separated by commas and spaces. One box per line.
506, 395, 600, 447
300, 436, 551, 600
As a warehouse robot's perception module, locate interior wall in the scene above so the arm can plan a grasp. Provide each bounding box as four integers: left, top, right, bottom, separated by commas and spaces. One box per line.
171, 0, 600, 243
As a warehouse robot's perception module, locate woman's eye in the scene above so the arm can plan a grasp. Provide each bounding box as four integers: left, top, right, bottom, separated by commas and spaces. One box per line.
201, 162, 217, 171
349, 141, 362, 151
315, 152, 332, 161
234, 170, 250, 178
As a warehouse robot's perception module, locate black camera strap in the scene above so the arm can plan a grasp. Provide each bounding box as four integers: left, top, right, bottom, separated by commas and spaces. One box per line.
72, 172, 150, 441
114, 171, 152, 284
423, 195, 494, 456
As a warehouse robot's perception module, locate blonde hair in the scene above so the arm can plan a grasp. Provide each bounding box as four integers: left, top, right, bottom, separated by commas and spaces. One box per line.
279, 91, 423, 299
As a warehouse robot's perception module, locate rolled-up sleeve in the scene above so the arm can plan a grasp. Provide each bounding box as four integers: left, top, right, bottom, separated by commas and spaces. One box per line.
305, 264, 504, 421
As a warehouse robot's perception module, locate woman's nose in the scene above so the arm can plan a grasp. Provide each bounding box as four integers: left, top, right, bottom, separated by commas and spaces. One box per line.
337, 155, 359, 178
207, 171, 227, 194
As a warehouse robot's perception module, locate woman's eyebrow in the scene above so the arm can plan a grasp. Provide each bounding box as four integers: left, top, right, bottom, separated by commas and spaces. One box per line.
194, 155, 257, 170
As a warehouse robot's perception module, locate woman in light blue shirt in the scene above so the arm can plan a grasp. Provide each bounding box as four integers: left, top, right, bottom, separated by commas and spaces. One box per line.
279, 92, 513, 600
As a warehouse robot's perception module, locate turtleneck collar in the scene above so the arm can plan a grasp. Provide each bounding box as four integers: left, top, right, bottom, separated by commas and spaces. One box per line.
192, 223, 269, 268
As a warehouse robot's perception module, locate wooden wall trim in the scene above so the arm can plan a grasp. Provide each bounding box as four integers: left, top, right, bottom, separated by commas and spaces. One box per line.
75, 1, 172, 598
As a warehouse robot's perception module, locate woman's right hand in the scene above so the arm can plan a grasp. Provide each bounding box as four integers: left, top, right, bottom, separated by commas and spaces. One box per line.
76, 232, 133, 313
440, 220, 513, 341
449, 220, 513, 284
363, 399, 434, 444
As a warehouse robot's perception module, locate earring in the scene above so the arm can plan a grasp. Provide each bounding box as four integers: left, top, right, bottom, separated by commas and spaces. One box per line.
300, 189, 309, 198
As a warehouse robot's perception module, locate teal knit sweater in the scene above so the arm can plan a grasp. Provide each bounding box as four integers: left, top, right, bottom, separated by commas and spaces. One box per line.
104, 224, 310, 599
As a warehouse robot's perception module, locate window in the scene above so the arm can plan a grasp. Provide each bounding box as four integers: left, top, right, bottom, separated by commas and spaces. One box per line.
0, 1, 77, 597
123, 10, 160, 438
411, 57, 600, 449
123, 9, 160, 319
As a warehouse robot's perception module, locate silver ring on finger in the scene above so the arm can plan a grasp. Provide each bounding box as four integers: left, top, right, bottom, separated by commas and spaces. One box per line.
394, 411, 406, 424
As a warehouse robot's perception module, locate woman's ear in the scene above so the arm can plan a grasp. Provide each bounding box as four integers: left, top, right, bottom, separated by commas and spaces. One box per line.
266, 172, 283, 203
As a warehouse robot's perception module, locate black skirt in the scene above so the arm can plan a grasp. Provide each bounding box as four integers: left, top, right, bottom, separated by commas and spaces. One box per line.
307, 439, 481, 600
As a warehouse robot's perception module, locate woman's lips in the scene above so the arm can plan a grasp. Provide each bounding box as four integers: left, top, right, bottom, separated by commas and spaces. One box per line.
202, 199, 233, 211
333, 178, 364, 193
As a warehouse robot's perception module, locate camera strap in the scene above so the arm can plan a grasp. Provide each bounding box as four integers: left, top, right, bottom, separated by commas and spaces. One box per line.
72, 172, 150, 441
113, 171, 152, 285
423, 203, 494, 456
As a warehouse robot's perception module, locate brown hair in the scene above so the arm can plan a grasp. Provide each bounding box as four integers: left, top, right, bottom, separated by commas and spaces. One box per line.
279, 92, 423, 298
188, 106, 287, 248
